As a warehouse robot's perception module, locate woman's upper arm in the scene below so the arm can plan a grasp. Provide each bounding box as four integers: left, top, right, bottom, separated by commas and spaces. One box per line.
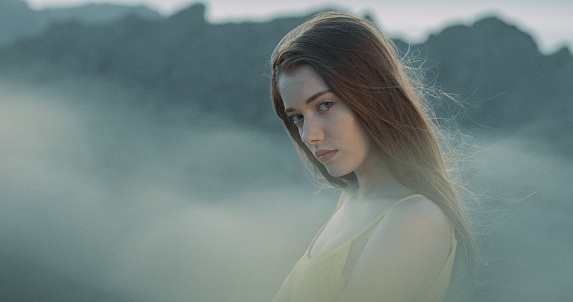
337, 197, 452, 302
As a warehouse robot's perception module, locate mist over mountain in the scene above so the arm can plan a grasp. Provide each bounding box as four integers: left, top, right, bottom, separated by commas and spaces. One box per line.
0, 0, 161, 47
418, 17, 573, 149
1, 3, 572, 301
0, 3, 305, 130
1, 3, 571, 154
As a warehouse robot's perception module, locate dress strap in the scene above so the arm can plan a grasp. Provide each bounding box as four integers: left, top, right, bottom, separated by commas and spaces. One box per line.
305, 194, 425, 257
351, 194, 425, 242
303, 193, 347, 256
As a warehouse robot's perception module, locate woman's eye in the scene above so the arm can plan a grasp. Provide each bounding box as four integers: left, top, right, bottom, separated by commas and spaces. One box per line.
289, 114, 304, 125
317, 101, 333, 112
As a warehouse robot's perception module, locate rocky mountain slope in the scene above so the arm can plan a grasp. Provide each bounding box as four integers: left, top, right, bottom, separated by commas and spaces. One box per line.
0, 0, 161, 46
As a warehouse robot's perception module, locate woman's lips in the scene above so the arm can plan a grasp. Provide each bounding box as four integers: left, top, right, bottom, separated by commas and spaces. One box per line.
315, 149, 337, 162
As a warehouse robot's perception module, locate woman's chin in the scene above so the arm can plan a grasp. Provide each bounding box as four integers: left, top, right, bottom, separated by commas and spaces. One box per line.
325, 167, 351, 178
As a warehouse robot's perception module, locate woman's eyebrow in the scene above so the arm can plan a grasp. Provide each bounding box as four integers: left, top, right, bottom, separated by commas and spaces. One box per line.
284, 89, 331, 114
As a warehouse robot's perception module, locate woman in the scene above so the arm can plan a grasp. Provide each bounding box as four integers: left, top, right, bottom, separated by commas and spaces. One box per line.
270, 12, 477, 302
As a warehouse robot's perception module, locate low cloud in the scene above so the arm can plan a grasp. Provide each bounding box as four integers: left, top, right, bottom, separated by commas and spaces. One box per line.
0, 76, 338, 301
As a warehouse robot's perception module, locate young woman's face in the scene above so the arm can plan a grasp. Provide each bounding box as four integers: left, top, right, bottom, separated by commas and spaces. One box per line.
278, 65, 379, 178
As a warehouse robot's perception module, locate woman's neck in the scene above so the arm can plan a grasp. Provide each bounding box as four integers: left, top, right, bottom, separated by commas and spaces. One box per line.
348, 155, 413, 202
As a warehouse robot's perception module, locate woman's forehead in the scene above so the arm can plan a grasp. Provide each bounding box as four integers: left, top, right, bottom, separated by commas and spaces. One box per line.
278, 66, 329, 107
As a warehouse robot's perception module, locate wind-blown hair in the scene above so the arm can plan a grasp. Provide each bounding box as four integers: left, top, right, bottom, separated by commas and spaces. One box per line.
271, 11, 477, 300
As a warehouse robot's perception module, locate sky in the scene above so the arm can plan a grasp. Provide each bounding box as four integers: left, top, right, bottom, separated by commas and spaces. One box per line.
25, 0, 573, 54
24, 0, 573, 54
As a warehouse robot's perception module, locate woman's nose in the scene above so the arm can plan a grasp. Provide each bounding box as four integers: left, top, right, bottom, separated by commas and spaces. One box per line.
300, 116, 323, 145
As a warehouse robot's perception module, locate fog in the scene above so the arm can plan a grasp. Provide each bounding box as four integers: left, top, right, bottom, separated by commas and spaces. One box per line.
0, 73, 340, 301
1, 73, 572, 301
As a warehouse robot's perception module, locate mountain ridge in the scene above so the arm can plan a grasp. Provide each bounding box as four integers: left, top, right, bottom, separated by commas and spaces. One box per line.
0, 0, 161, 47
0, 3, 571, 153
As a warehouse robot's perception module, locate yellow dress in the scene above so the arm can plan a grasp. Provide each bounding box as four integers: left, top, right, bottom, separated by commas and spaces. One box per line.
272, 194, 457, 302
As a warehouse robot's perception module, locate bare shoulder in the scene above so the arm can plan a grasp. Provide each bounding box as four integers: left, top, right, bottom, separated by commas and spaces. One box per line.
373, 196, 452, 264
337, 196, 452, 302
384, 196, 450, 233
371, 195, 452, 265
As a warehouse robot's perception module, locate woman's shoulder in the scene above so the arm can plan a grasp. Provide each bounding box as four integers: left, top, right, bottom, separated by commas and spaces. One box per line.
337, 195, 452, 301
388, 195, 450, 228
374, 195, 451, 252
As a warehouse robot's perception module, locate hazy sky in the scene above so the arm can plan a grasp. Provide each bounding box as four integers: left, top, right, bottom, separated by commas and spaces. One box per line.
24, 0, 573, 53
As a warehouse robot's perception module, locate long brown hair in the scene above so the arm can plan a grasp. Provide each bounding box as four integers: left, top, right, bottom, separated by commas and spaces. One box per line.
271, 11, 477, 300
